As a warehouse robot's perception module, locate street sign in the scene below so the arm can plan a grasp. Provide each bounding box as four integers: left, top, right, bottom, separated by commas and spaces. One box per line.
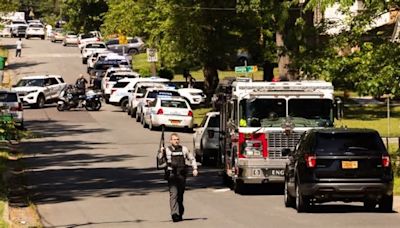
118, 34, 128, 45
235, 65, 258, 73
147, 48, 158, 62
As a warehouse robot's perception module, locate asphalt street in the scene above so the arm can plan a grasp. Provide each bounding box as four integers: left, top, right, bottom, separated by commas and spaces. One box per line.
2, 37, 400, 228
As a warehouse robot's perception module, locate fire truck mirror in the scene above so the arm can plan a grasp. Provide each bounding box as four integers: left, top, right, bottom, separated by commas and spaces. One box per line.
334, 97, 344, 120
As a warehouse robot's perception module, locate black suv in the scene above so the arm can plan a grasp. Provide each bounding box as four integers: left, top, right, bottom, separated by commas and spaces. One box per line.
283, 128, 393, 212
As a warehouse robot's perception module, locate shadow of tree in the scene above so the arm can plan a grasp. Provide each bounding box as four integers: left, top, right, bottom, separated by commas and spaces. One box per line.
24, 120, 109, 138
7, 61, 45, 70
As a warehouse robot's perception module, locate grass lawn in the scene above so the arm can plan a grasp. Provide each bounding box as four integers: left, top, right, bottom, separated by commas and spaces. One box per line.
132, 53, 265, 81
337, 105, 400, 137
0, 48, 8, 58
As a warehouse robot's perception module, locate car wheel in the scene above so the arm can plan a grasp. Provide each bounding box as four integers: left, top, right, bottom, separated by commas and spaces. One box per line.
284, 177, 295, 208
25, 36, 29, 39
379, 195, 393, 212
295, 182, 309, 213
62, 42, 66, 46
120, 99, 129, 112
136, 111, 141, 122
128, 48, 139, 55
35, 95, 46, 109
233, 179, 244, 194
82, 58, 87, 64
41, 36, 45, 40
130, 108, 136, 118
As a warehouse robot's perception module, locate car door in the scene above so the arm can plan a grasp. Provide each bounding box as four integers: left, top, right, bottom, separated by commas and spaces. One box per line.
287, 132, 307, 190
48, 77, 60, 99
194, 115, 209, 151
42, 78, 52, 98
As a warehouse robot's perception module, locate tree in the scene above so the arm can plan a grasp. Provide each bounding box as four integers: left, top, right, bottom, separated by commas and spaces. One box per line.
61, 0, 108, 33
0, 0, 19, 12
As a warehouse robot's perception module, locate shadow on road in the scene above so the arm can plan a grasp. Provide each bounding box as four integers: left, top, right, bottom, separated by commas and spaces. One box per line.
7, 61, 45, 70
50, 219, 147, 228
25, 120, 108, 138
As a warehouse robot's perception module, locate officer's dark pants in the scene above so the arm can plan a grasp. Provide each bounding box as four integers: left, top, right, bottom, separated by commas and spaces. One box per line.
168, 172, 186, 217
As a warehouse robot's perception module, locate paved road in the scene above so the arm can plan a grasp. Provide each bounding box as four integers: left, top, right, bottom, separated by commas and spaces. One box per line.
1, 37, 400, 228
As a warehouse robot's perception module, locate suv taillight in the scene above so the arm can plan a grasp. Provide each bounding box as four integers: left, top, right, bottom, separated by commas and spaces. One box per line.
238, 133, 267, 158
188, 110, 193, 117
305, 154, 317, 168
382, 156, 390, 167
111, 89, 116, 94
157, 109, 163, 115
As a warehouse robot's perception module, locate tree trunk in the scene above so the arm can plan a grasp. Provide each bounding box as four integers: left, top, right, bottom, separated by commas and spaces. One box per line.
276, 32, 290, 80
203, 64, 219, 102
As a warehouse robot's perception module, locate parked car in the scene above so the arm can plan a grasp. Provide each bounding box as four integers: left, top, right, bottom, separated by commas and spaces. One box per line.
50, 28, 65, 42
0, 25, 12, 37
12, 75, 66, 108
127, 82, 167, 117
25, 23, 45, 39
101, 67, 133, 90
10, 20, 27, 32
62, 32, 79, 46
283, 128, 393, 213
81, 42, 108, 64
104, 72, 140, 103
178, 88, 206, 105
193, 112, 220, 163
136, 88, 180, 123
86, 51, 112, 74
13, 25, 27, 38
78, 31, 102, 51
143, 96, 194, 131
0, 90, 24, 128
106, 37, 145, 55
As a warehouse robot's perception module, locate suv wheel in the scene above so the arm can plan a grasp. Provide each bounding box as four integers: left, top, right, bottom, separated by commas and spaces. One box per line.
295, 182, 309, 213
82, 58, 87, 64
128, 48, 138, 55
379, 195, 393, 212
136, 111, 141, 122
120, 99, 129, 112
284, 178, 295, 208
233, 179, 244, 194
35, 95, 46, 109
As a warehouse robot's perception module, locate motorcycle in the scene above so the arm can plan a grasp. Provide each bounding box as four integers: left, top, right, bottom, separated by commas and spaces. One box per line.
57, 85, 102, 111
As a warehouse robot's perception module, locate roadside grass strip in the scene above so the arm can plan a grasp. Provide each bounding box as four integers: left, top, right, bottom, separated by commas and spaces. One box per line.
0, 150, 10, 227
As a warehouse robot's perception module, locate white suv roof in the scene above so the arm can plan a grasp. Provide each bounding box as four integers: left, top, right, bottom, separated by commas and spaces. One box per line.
21, 75, 63, 79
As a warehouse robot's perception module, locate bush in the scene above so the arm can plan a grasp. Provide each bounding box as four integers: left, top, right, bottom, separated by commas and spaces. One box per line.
158, 68, 174, 80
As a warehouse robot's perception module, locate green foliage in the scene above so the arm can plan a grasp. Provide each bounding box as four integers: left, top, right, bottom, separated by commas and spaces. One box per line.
158, 68, 174, 81
0, 0, 19, 12
61, 0, 108, 33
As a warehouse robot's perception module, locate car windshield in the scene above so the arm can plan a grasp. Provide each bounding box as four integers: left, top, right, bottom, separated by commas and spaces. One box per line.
81, 34, 95, 39
239, 98, 333, 127
314, 132, 386, 155
0, 92, 18, 102
109, 75, 136, 81
239, 99, 286, 127
16, 79, 45, 87
161, 100, 188, 108
288, 99, 333, 127
12, 21, 25, 24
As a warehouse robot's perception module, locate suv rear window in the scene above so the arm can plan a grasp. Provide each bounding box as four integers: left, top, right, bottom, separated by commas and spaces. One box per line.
0, 92, 18, 102
161, 100, 187, 108
208, 116, 220, 128
148, 90, 180, 98
314, 132, 386, 155
109, 75, 136, 82
113, 82, 129, 88
86, 43, 106, 49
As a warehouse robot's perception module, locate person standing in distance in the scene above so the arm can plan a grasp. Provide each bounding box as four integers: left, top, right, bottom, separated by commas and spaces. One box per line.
159, 133, 198, 222
15, 38, 22, 57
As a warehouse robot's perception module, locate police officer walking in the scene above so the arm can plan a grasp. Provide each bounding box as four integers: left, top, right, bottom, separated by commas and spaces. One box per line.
159, 133, 198, 222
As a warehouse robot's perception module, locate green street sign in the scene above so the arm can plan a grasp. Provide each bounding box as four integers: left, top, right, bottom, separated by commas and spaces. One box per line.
235, 66, 258, 73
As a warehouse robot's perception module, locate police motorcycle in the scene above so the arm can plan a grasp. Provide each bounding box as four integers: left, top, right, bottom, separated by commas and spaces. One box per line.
56, 84, 102, 111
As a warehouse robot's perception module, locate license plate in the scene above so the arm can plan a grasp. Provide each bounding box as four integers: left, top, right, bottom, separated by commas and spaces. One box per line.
342, 161, 358, 169
170, 120, 181, 124
267, 169, 285, 176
